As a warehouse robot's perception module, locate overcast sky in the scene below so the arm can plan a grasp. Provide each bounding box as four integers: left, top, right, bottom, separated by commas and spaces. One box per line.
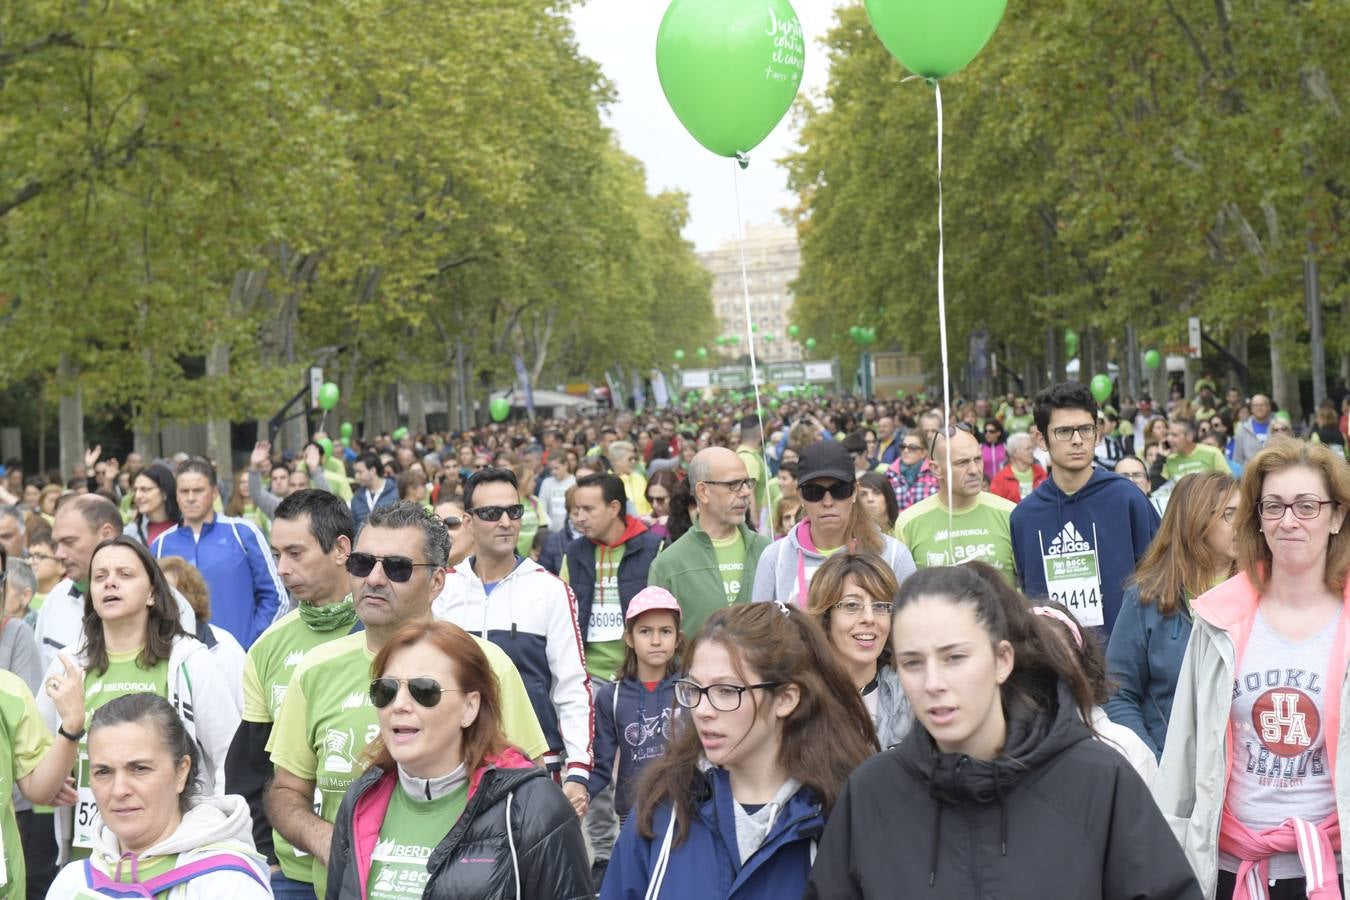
569, 0, 847, 252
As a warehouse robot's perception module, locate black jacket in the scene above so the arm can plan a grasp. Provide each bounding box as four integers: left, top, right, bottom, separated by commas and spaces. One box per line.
326, 755, 591, 900
805, 682, 1202, 900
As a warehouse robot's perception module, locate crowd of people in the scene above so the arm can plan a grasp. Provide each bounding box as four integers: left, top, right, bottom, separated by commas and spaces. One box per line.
0, 374, 1346, 898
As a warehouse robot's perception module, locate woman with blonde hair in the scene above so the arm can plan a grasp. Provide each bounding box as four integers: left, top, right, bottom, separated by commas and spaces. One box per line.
1104, 471, 1238, 757
1156, 442, 1350, 898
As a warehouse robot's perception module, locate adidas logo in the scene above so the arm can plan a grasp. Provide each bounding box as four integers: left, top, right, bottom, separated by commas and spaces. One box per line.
340, 691, 367, 710
284, 650, 305, 668
1045, 522, 1092, 557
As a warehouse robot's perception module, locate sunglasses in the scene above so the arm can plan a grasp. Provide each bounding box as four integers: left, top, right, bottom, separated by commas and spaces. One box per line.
369, 676, 465, 709
346, 552, 439, 582
799, 481, 855, 503
442, 516, 463, 530
900, 442, 924, 452
467, 504, 525, 522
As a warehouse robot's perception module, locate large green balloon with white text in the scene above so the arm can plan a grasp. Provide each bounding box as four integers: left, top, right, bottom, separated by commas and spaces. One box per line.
656, 0, 806, 158
863, 0, 1006, 80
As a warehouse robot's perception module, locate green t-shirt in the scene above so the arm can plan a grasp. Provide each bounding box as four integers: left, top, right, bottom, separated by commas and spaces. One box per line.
0, 670, 50, 898
1162, 444, 1229, 480
74, 649, 170, 853
1012, 466, 1035, 499
268, 632, 547, 897
367, 782, 469, 898
1004, 413, 1034, 434
242, 608, 359, 882
323, 457, 353, 502
711, 532, 747, 606
894, 493, 1018, 582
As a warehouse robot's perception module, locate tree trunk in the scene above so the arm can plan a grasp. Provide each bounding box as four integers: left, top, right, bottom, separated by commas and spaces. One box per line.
1268, 314, 1300, 420
57, 353, 84, 479
205, 339, 233, 487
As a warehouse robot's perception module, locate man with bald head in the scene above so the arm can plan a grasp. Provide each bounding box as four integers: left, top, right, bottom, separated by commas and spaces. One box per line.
1233, 393, 1273, 465
37, 494, 197, 667
646, 447, 771, 636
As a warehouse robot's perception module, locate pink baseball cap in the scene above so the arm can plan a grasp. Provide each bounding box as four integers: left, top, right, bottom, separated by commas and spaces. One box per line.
625, 586, 683, 623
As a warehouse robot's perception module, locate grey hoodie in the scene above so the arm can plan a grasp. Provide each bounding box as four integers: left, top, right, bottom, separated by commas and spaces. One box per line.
751, 519, 917, 605
47, 794, 270, 897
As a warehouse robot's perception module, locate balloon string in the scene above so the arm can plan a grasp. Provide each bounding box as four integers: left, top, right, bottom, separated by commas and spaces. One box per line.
934, 81, 955, 549
732, 160, 772, 532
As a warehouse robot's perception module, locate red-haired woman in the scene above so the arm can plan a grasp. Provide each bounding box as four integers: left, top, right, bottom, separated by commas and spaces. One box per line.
326, 621, 591, 899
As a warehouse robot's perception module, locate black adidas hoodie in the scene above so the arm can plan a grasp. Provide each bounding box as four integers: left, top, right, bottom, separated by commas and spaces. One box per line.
804, 682, 1201, 899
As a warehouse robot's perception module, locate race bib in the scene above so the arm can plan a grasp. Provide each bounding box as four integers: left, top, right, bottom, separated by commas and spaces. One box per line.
74, 749, 102, 849
587, 603, 625, 644
1039, 523, 1104, 628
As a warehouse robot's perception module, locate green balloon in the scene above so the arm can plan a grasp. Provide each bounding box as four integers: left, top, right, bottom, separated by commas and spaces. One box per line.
863, 0, 1006, 80
896, 389, 907, 399
696, 347, 708, 359
1089, 374, 1113, 404
1144, 349, 1162, 370
768, 397, 780, 409
1064, 328, 1079, 357
391, 427, 409, 442
787, 324, 800, 338
750, 323, 759, 333
849, 325, 862, 341
805, 337, 817, 350
656, 0, 806, 158
489, 397, 511, 422
315, 437, 333, 458
318, 381, 340, 411
764, 334, 776, 343
339, 422, 354, 440
674, 349, 686, 361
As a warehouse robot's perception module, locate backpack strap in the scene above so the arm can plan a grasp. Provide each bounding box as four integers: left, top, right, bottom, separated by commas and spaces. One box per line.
83, 853, 267, 896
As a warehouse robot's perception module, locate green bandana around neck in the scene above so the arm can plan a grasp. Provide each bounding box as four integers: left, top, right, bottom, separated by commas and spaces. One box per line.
299, 594, 357, 633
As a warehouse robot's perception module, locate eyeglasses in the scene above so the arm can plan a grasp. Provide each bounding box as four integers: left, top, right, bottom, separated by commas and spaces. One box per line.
346, 552, 440, 582
646, 493, 670, 506
799, 481, 855, 503
673, 680, 782, 712
467, 504, 525, 522
1121, 470, 1150, 482
1050, 424, 1099, 442
27, 552, 56, 564
1270, 425, 1293, 434
369, 677, 466, 709
442, 516, 463, 530
832, 598, 894, 617
1258, 498, 1333, 520
900, 442, 924, 453
702, 478, 757, 493
1221, 506, 1238, 524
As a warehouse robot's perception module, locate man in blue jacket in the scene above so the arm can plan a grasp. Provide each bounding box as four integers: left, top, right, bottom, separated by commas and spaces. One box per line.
1010, 382, 1160, 635
350, 451, 396, 532
152, 457, 286, 648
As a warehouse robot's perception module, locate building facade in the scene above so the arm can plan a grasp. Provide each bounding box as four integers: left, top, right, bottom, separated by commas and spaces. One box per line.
698, 223, 803, 363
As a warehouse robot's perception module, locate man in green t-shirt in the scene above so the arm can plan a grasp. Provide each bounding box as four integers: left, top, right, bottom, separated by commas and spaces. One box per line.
225, 489, 363, 898
1161, 418, 1229, 481
895, 427, 1017, 581
265, 501, 545, 899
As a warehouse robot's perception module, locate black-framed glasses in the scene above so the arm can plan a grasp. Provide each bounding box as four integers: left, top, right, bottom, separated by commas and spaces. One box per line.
369, 677, 466, 709
346, 552, 440, 582
673, 680, 782, 712
799, 481, 855, 503
1258, 498, 1334, 521
900, 441, 924, 453
927, 423, 977, 454
702, 478, 757, 493
646, 493, 671, 506
442, 516, 463, 530
467, 504, 525, 522
1050, 424, 1099, 443
832, 598, 893, 617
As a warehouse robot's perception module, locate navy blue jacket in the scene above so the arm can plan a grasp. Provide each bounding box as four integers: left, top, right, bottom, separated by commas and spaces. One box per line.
350, 477, 397, 532
1103, 584, 1192, 758
539, 520, 580, 576
600, 768, 824, 900
1009, 469, 1159, 634
563, 518, 663, 644
588, 674, 679, 818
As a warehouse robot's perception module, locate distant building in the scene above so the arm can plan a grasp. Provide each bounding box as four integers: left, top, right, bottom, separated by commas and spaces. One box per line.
698, 224, 803, 363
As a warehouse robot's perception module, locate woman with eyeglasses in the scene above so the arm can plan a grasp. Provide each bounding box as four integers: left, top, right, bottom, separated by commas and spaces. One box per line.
327, 620, 591, 899
805, 552, 912, 750
1156, 443, 1350, 899
806, 564, 1199, 899
601, 602, 878, 899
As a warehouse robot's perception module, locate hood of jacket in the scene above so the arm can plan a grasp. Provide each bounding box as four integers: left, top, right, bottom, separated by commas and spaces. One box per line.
593, 513, 648, 550
1022, 465, 1119, 508
90, 794, 256, 861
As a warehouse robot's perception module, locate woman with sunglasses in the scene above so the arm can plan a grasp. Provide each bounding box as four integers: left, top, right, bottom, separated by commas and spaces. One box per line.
644, 469, 679, 543
884, 433, 940, 514
980, 419, 1007, 482
327, 620, 591, 899
1157, 442, 1350, 899
601, 602, 878, 899
804, 552, 911, 750
753, 441, 916, 606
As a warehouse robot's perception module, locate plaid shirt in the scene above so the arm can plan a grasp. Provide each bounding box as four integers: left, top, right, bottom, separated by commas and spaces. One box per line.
887, 458, 940, 512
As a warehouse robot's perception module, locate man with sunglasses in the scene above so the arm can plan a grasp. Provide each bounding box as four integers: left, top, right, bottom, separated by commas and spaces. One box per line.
754, 441, 916, 606
647, 448, 771, 637
434, 467, 594, 817
1010, 382, 1160, 636
266, 500, 545, 899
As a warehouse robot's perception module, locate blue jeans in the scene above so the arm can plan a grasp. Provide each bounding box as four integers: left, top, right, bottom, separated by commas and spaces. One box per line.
270, 870, 317, 900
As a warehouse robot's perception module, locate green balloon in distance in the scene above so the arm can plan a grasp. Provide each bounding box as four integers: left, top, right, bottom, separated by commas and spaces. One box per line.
848, 325, 861, 340
751, 323, 759, 333
764, 334, 776, 343
805, 337, 817, 350
391, 427, 409, 442
1144, 349, 1162, 370
489, 397, 510, 422
339, 422, 354, 440
1064, 328, 1079, 357
674, 349, 686, 361
318, 381, 340, 411
696, 347, 708, 359
896, 389, 907, 399
656, 0, 806, 158
863, 0, 1006, 80
315, 437, 333, 458
787, 324, 800, 338
1089, 374, 1113, 404
768, 397, 780, 409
